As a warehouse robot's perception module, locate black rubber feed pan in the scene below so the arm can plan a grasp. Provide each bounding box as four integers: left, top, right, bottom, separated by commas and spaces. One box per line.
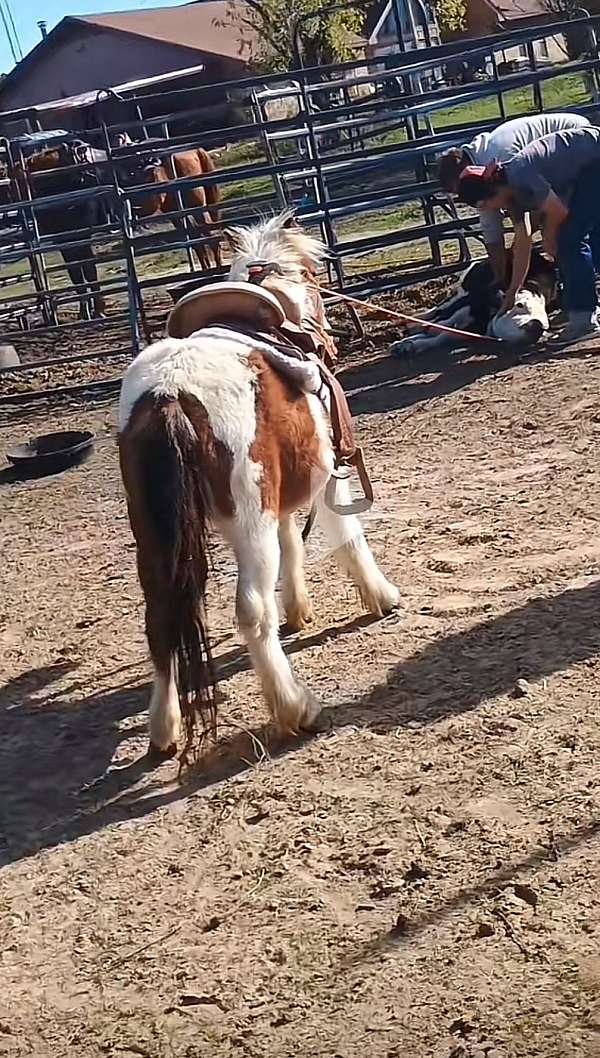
6, 430, 95, 475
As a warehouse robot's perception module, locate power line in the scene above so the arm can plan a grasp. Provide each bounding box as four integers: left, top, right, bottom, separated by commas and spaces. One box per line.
3, 0, 22, 59
0, 0, 19, 65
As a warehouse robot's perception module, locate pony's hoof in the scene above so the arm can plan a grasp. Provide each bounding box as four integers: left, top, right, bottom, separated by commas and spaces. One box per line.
299, 688, 322, 729
283, 596, 314, 632
301, 704, 330, 734
147, 740, 178, 763
361, 579, 401, 617
272, 685, 321, 734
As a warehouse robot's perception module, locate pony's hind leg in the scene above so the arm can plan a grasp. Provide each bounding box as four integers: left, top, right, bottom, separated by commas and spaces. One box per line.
148, 661, 180, 758
202, 211, 222, 270
212, 237, 222, 270
279, 514, 313, 631
232, 515, 320, 732
143, 579, 181, 756
315, 475, 400, 617
188, 215, 212, 271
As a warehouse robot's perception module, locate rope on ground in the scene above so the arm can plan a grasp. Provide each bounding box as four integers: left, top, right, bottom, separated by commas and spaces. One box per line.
318, 285, 504, 344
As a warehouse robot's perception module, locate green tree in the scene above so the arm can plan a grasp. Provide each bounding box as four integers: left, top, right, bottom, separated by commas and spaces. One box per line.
434, 0, 467, 35
218, 0, 367, 72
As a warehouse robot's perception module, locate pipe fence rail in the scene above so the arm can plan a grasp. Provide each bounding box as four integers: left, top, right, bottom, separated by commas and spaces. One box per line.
1, 13, 600, 399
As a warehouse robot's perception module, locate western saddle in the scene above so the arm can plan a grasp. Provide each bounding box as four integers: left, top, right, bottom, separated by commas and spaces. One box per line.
166, 267, 373, 516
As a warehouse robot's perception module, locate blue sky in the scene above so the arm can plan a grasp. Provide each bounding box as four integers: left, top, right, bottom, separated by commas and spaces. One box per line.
0, 0, 186, 74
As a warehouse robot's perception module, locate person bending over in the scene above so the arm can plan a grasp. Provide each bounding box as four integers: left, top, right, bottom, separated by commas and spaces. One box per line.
438, 112, 591, 285
457, 125, 600, 347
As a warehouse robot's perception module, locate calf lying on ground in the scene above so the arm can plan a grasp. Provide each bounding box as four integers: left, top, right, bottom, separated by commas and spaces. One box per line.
391, 248, 558, 358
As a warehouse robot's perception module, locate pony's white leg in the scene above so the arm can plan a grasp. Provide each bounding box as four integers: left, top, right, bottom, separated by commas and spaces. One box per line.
279, 514, 313, 631
315, 475, 400, 617
233, 515, 320, 731
148, 662, 181, 752
143, 591, 181, 754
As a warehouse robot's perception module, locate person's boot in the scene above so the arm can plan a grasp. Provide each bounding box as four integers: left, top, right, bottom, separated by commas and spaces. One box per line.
548, 310, 600, 348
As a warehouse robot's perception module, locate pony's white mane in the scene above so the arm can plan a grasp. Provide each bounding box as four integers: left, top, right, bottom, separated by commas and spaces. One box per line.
227, 210, 328, 281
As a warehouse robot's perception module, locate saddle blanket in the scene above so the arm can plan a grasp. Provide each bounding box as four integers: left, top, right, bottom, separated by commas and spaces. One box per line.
190, 326, 331, 411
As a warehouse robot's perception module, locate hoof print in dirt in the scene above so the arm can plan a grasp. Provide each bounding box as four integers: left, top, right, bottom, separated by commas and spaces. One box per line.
512, 882, 538, 910
474, 920, 495, 939
202, 915, 221, 933
449, 1015, 475, 1038
404, 861, 429, 885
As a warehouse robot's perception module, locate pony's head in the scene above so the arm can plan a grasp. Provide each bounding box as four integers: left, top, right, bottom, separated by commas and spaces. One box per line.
226, 210, 330, 331
226, 210, 328, 283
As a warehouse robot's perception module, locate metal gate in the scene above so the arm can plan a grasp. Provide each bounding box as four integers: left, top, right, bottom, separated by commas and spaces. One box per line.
1, 12, 599, 401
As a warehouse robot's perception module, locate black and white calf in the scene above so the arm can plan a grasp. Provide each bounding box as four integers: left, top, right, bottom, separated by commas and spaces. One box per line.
391, 249, 558, 358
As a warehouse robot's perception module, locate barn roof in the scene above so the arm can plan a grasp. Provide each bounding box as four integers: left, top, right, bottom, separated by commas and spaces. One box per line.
74, 2, 254, 62
0, 65, 208, 121
0, 2, 254, 109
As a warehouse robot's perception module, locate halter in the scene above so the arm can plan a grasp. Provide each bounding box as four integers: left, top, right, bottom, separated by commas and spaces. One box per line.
247, 261, 284, 284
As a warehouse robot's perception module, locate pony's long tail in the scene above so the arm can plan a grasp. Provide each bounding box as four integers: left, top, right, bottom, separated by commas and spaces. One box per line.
137, 398, 216, 754
197, 147, 220, 220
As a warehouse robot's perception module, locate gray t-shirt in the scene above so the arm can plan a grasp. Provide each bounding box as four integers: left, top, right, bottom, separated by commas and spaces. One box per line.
505, 125, 600, 215
463, 112, 591, 244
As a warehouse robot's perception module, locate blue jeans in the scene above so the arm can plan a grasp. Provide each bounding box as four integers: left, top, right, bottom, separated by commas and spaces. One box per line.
557, 163, 600, 314
590, 226, 600, 274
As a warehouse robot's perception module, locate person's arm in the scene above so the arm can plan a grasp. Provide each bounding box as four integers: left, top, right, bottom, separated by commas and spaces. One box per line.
500, 214, 532, 313
538, 189, 569, 258
487, 241, 507, 285
479, 208, 507, 283
509, 164, 568, 259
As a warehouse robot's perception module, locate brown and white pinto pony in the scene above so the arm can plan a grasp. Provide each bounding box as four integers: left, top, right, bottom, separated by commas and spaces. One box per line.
134, 148, 222, 271
119, 212, 398, 758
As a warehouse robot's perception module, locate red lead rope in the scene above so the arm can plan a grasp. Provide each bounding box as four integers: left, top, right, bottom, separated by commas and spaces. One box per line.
314, 284, 504, 344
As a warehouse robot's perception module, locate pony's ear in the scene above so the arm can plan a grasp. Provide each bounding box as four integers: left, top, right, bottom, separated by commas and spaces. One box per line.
281, 212, 300, 230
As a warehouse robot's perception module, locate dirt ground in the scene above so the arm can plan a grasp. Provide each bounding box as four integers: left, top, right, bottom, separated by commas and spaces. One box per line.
2, 302, 600, 1058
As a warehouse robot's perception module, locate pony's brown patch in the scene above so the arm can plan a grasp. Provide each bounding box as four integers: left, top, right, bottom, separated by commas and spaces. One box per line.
249, 352, 325, 517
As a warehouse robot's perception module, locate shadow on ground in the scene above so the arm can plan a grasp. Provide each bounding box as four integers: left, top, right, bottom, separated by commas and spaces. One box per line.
2, 579, 599, 867
342, 813, 600, 965
342, 339, 599, 418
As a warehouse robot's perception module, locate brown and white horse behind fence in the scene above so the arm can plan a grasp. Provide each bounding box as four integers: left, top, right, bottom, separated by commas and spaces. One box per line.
118, 212, 398, 758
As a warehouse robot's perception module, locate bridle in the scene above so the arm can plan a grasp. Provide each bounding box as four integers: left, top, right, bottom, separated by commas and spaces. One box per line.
247, 261, 284, 284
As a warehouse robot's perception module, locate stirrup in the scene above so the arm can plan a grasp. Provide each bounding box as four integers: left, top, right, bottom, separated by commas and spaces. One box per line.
324, 448, 374, 516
